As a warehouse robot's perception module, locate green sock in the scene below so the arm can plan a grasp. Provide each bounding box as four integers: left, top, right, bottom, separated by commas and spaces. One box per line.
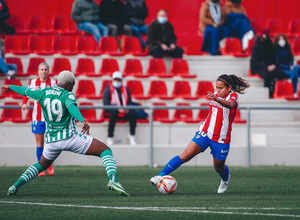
14, 163, 45, 189
100, 149, 118, 183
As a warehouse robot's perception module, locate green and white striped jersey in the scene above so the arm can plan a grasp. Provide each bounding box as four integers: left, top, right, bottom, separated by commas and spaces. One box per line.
25, 85, 77, 143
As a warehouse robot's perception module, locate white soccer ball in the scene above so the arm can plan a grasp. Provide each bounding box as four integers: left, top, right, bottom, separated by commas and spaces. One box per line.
157, 175, 177, 194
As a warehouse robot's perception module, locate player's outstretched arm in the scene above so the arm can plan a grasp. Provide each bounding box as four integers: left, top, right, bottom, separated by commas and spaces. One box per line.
1, 84, 27, 96
68, 103, 90, 135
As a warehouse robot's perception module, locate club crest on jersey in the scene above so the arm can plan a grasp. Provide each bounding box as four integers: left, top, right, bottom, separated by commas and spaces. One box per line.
69, 94, 76, 100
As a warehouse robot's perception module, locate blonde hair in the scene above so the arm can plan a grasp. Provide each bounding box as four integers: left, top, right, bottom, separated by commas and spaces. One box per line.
57, 71, 75, 86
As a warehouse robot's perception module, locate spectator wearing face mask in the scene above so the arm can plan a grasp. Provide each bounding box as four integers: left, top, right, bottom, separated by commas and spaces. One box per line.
250, 30, 287, 98
103, 71, 137, 146
222, 0, 254, 52
146, 9, 183, 58
274, 34, 299, 97
199, 0, 229, 55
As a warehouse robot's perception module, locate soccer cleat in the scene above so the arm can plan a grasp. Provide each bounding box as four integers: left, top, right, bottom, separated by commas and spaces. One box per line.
150, 175, 161, 186
217, 174, 231, 193
7, 186, 18, 196
38, 171, 46, 176
107, 180, 130, 196
48, 165, 54, 176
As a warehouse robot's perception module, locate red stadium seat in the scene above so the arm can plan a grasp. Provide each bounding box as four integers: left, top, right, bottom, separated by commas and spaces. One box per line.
221, 37, 247, 57
28, 35, 54, 55
75, 80, 101, 99
4, 35, 30, 55
249, 18, 262, 36
28, 15, 53, 34
99, 58, 119, 76
75, 58, 100, 77
195, 81, 214, 99
98, 36, 124, 56
173, 103, 200, 123
51, 15, 77, 35
121, 36, 147, 56
291, 38, 300, 56
0, 102, 30, 123
27, 57, 46, 76
196, 103, 210, 121
247, 69, 263, 79
153, 103, 176, 123
288, 19, 300, 38
126, 80, 151, 100
169, 58, 196, 78
78, 102, 104, 123
52, 35, 78, 55
0, 79, 23, 99
172, 81, 198, 100
148, 80, 175, 100
76, 35, 101, 56
51, 58, 72, 76
273, 80, 298, 100
99, 80, 112, 99
123, 59, 149, 78
146, 58, 173, 78
7, 14, 29, 34
266, 19, 284, 37
6, 57, 30, 77
233, 109, 247, 124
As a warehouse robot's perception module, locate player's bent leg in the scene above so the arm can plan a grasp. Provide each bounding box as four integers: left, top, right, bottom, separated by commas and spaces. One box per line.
85, 138, 110, 156
213, 158, 231, 193
179, 141, 204, 163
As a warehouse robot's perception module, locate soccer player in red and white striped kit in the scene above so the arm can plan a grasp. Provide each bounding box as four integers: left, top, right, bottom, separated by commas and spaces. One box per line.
22, 62, 56, 176
150, 74, 250, 193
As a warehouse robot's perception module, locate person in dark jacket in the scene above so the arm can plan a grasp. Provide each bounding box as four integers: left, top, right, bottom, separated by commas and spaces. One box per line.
103, 71, 137, 146
71, 0, 108, 42
250, 30, 287, 98
146, 9, 183, 58
0, 0, 15, 35
99, 0, 133, 40
124, 0, 148, 49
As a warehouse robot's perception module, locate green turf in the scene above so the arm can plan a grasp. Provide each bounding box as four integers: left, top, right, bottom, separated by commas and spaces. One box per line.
1, 166, 300, 220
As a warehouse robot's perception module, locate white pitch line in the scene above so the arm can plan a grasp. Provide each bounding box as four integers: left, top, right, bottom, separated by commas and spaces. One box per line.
1, 201, 300, 218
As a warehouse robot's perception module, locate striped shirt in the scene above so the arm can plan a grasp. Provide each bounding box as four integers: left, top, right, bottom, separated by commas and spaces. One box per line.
25, 86, 78, 143
23, 78, 56, 122
199, 91, 238, 144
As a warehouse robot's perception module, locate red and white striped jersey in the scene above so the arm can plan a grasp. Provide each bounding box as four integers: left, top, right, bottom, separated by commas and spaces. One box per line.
23, 78, 56, 122
199, 91, 238, 144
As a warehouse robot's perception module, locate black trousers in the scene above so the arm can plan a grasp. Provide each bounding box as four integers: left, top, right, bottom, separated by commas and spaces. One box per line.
106, 109, 137, 138
150, 46, 183, 58
0, 21, 15, 35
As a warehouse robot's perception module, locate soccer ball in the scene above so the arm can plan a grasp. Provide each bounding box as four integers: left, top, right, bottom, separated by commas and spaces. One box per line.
157, 175, 177, 194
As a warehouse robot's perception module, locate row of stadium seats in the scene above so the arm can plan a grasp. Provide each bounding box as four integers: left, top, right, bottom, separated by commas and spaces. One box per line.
1, 78, 298, 101
5, 35, 146, 56
5, 57, 196, 78
0, 101, 246, 124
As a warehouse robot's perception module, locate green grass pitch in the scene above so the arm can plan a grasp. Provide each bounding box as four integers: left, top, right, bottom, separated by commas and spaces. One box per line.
1, 166, 300, 220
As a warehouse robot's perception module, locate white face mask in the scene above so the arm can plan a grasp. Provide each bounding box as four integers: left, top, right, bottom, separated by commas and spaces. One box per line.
278, 39, 286, 48
157, 16, 167, 24
113, 81, 122, 89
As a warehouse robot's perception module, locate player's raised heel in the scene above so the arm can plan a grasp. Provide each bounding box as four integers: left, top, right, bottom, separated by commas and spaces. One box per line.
107, 180, 130, 196
150, 175, 161, 186
217, 174, 231, 193
7, 186, 18, 196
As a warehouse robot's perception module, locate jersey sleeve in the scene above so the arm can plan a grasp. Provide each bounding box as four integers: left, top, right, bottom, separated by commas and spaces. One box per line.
25, 87, 45, 101
229, 92, 238, 105
64, 92, 77, 108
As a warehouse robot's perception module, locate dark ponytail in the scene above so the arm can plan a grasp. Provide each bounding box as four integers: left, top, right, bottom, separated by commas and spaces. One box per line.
217, 74, 250, 94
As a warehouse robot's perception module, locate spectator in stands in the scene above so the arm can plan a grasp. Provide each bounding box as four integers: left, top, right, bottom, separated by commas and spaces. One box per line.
0, 37, 17, 79
0, 0, 15, 35
103, 71, 137, 146
199, 0, 229, 55
124, 0, 148, 49
146, 9, 183, 58
22, 62, 56, 176
250, 30, 287, 98
274, 34, 299, 97
71, 0, 108, 43
222, 0, 254, 52
99, 0, 133, 44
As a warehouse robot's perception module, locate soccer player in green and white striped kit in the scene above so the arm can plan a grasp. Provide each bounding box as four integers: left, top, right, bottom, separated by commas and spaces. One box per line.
3, 70, 129, 196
